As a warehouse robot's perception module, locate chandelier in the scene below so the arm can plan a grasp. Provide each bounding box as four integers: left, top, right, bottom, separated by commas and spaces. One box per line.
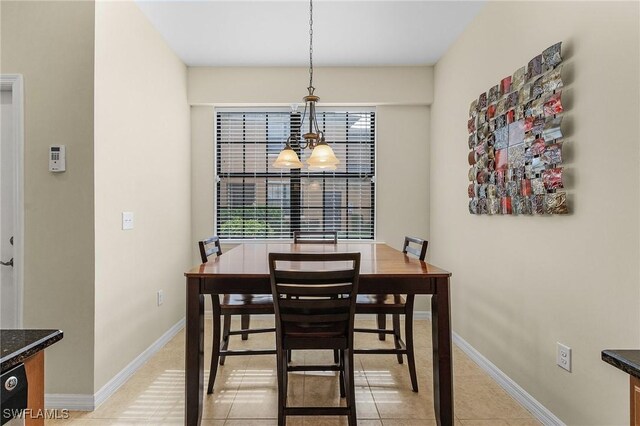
272, 0, 339, 171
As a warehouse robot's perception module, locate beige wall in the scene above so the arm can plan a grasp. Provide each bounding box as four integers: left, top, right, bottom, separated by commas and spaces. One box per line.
1, 1, 96, 394
189, 67, 432, 309
430, 1, 640, 424
191, 105, 216, 258
189, 66, 433, 106
94, 0, 191, 391
376, 106, 429, 251
2, 0, 192, 397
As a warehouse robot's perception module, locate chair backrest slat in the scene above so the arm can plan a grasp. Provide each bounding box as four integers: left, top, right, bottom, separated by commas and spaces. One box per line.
404, 246, 421, 258
402, 236, 428, 261
276, 283, 354, 297
269, 252, 360, 342
198, 236, 222, 263
281, 313, 351, 324
293, 231, 338, 244
274, 269, 355, 284
278, 298, 351, 310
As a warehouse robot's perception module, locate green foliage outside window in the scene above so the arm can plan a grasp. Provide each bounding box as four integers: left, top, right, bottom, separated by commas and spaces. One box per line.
218, 207, 284, 237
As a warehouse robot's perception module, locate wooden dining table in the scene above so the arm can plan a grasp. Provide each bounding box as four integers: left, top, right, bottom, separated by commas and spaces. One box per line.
184, 242, 454, 425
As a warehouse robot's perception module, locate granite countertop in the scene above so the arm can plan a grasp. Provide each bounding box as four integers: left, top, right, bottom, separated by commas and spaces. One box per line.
602, 349, 640, 379
1, 329, 63, 372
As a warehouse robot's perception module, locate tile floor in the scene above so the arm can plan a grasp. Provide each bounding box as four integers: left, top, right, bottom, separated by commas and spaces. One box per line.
50, 318, 540, 425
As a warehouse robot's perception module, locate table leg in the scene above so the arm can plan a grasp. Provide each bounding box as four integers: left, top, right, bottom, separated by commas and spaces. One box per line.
431, 276, 453, 426
185, 277, 204, 426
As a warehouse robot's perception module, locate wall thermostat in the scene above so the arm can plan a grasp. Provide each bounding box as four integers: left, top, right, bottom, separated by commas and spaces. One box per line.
49, 145, 66, 172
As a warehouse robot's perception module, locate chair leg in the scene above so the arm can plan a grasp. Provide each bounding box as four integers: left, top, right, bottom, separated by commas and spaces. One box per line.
287, 350, 292, 363
207, 298, 222, 394
392, 313, 403, 365
405, 296, 418, 392
277, 350, 288, 426
219, 314, 232, 366
377, 313, 386, 341
241, 314, 250, 340
344, 349, 357, 426
339, 349, 346, 398
333, 349, 339, 364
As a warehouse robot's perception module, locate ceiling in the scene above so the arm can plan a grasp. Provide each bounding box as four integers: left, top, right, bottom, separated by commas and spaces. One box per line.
134, 0, 485, 67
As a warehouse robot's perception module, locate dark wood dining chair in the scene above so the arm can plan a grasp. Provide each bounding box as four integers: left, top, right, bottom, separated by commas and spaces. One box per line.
354, 236, 428, 392
198, 236, 276, 394
269, 252, 361, 426
293, 230, 338, 244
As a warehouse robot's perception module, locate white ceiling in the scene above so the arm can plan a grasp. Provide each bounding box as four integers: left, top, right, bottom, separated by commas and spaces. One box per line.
134, 0, 485, 67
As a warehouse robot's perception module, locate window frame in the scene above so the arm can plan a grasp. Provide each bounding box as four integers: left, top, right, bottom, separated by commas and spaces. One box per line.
213, 106, 377, 242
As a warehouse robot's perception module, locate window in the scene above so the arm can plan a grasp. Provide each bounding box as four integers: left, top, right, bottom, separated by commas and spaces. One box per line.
227, 183, 255, 207
216, 109, 375, 239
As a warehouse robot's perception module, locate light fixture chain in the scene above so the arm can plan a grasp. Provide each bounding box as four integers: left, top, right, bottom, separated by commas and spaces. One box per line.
275, 0, 338, 170
308, 0, 314, 92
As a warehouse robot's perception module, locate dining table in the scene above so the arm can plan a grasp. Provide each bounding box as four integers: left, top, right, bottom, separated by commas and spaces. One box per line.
184, 241, 453, 425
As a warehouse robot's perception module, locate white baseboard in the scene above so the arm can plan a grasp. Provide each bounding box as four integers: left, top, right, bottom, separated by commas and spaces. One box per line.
44, 394, 95, 411
414, 310, 430, 320
415, 311, 563, 425
452, 331, 565, 426
45, 317, 186, 411
46, 312, 562, 423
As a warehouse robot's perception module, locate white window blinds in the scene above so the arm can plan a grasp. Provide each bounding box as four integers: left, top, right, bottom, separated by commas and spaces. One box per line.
216, 109, 375, 239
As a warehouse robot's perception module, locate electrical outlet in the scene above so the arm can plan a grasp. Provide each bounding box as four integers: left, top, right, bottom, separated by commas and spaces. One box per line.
157, 290, 164, 306
122, 212, 134, 230
557, 342, 571, 372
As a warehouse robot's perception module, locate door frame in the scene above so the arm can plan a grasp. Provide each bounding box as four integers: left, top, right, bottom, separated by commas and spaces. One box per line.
1, 74, 24, 327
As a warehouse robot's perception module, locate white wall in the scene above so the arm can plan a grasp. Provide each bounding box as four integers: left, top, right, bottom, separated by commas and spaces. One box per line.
94, 0, 191, 391
189, 67, 432, 309
430, 1, 640, 424
1, 0, 96, 395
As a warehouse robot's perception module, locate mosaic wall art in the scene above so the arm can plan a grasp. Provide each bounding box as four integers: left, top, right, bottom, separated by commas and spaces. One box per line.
468, 42, 568, 215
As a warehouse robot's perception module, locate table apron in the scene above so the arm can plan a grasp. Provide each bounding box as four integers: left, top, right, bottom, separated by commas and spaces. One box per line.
199, 275, 436, 295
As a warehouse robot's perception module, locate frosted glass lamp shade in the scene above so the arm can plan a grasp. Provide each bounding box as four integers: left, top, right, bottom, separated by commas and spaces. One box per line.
306, 142, 339, 170
273, 146, 303, 169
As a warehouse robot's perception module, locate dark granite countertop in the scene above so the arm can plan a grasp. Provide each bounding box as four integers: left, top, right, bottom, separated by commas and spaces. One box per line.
1, 329, 63, 372
602, 349, 640, 379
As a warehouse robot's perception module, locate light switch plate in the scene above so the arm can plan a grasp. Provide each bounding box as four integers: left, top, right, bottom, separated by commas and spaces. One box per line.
122, 212, 134, 230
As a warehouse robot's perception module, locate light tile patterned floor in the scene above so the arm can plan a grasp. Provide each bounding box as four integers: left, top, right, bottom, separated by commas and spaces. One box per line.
49, 319, 540, 425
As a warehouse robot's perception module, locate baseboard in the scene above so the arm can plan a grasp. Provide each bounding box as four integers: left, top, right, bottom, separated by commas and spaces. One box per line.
452, 331, 565, 426
72, 312, 562, 423
92, 317, 186, 409
414, 310, 431, 320
44, 394, 94, 411
45, 317, 186, 411
415, 311, 563, 425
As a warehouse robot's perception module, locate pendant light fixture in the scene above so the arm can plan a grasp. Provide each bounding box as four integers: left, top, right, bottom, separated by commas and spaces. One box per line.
272, 0, 339, 171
